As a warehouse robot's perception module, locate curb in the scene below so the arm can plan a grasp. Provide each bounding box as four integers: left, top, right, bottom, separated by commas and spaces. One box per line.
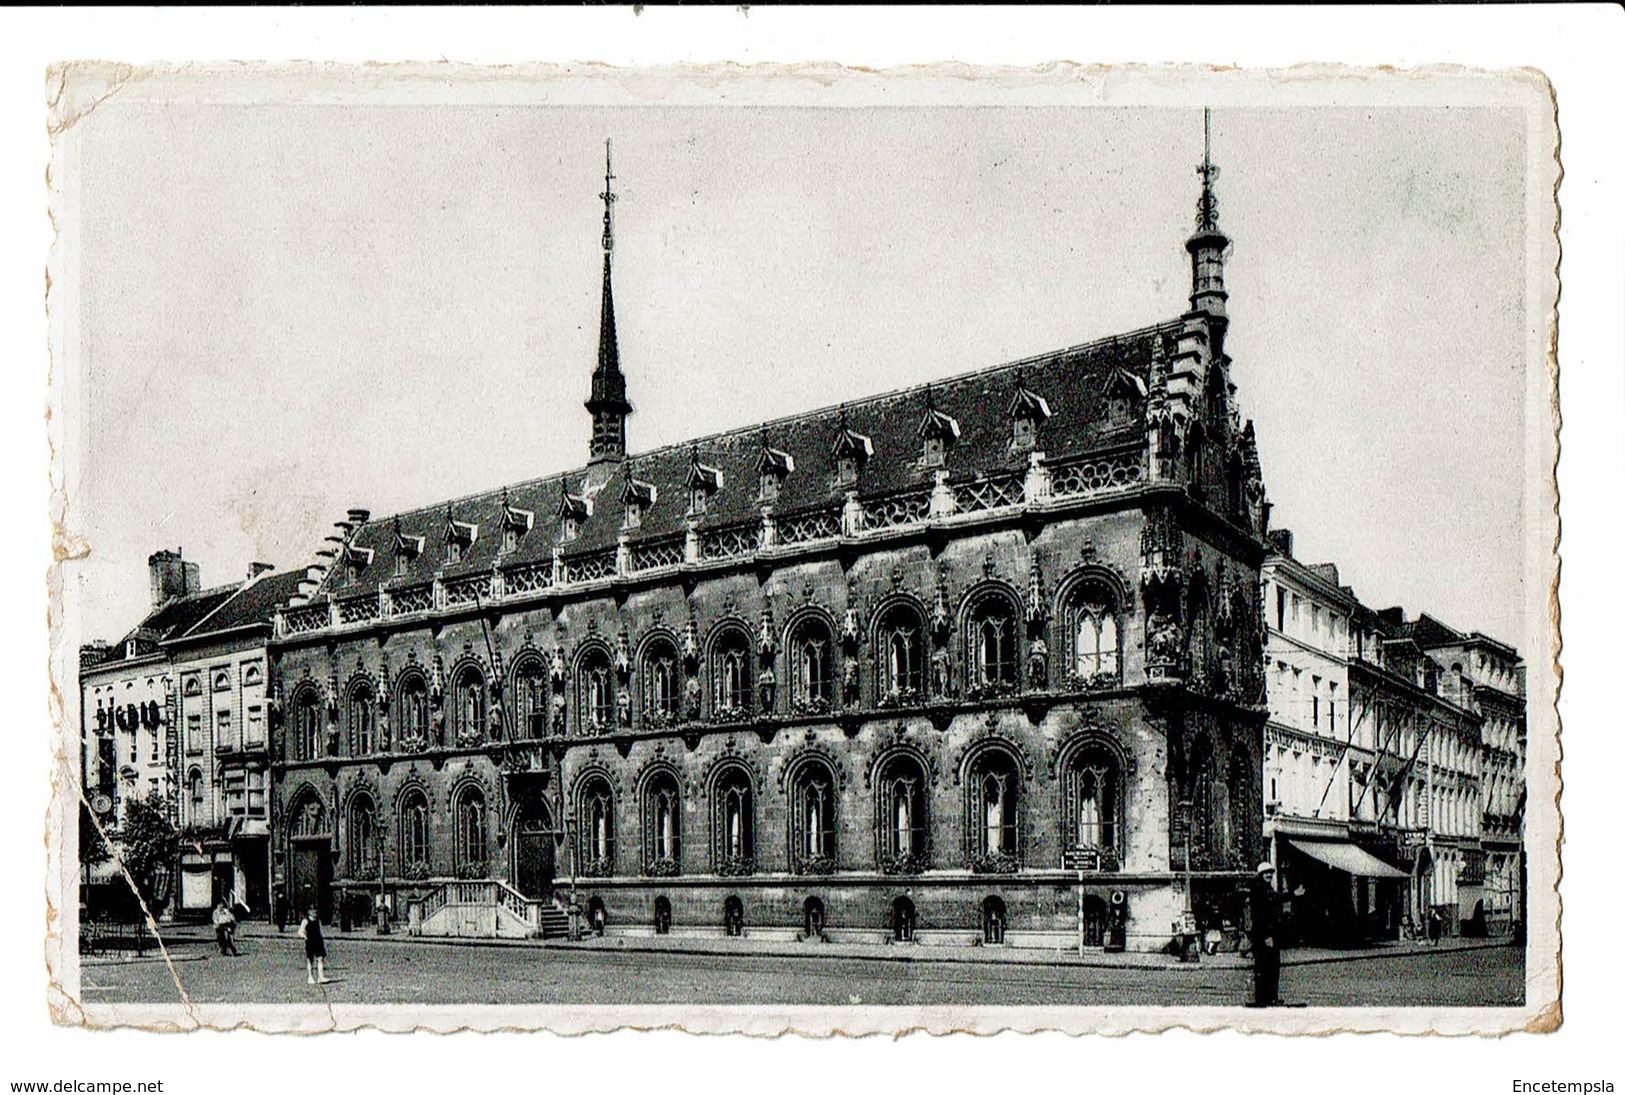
214, 927, 1515, 973
1281, 940, 1517, 968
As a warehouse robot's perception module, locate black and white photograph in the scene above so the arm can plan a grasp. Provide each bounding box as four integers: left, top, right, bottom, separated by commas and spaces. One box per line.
44, 60, 1561, 1039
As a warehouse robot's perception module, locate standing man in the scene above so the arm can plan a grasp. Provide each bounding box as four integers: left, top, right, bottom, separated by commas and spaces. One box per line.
1249, 862, 1282, 1007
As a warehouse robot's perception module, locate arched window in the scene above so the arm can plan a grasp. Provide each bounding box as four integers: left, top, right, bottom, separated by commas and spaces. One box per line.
876, 753, 929, 872
1224, 748, 1250, 861
711, 629, 752, 720
398, 790, 429, 877
514, 658, 548, 739
289, 792, 327, 840
966, 749, 1021, 865
453, 787, 487, 877
187, 768, 205, 818
964, 591, 1019, 694
789, 617, 834, 713
348, 685, 375, 756
1186, 422, 1207, 498
1187, 583, 1212, 685
293, 689, 323, 761
452, 666, 487, 743
1066, 580, 1123, 687
789, 759, 838, 873
711, 766, 755, 873
346, 795, 378, 878
578, 776, 615, 875
1227, 454, 1246, 518
641, 770, 682, 875
1188, 737, 1217, 869
1065, 745, 1122, 866
396, 672, 429, 748
577, 649, 613, 735
875, 603, 925, 703
641, 637, 681, 727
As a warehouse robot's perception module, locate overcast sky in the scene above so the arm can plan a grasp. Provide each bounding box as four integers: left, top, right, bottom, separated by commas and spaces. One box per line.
65, 100, 1530, 649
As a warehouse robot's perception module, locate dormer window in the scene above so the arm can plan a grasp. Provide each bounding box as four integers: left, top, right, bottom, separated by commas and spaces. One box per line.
1008, 380, 1052, 453
622, 476, 656, 530
443, 511, 477, 565
685, 449, 723, 516
918, 400, 960, 469
757, 443, 793, 504
1103, 369, 1147, 430
556, 485, 590, 544
343, 545, 374, 583
391, 521, 424, 578
500, 493, 534, 555
831, 420, 873, 489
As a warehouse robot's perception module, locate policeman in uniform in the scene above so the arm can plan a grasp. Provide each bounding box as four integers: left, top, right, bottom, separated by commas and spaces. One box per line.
1249, 861, 1283, 1007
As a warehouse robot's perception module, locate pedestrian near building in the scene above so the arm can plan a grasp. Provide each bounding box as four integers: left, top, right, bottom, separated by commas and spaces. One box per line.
211, 899, 241, 957
1249, 862, 1282, 1007
297, 906, 330, 985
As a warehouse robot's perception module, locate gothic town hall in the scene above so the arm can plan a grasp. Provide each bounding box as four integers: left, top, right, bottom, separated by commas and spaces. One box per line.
264, 138, 1271, 952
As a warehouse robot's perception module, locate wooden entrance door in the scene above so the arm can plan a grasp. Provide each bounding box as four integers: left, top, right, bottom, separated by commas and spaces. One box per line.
290, 841, 332, 922
513, 825, 555, 899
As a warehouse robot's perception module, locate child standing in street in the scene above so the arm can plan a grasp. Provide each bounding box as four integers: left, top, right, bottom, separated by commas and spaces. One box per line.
297, 906, 330, 985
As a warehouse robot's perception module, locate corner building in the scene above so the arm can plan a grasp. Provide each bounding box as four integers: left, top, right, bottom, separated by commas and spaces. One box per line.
269, 138, 1272, 951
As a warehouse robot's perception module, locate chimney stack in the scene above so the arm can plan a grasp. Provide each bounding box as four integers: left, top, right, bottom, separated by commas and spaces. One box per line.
148, 548, 200, 607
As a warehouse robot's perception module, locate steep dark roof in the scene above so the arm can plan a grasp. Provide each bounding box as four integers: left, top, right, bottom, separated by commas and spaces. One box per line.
131, 588, 238, 644
316, 320, 1181, 601
179, 570, 305, 641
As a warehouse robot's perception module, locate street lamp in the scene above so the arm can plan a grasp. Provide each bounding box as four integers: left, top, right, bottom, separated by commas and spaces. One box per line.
564, 816, 580, 941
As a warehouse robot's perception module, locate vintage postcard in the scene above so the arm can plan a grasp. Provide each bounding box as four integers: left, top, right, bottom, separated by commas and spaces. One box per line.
46, 61, 1560, 1035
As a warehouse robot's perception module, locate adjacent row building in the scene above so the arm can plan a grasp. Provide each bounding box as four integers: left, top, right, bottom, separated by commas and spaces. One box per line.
1261, 533, 1526, 944
79, 551, 302, 919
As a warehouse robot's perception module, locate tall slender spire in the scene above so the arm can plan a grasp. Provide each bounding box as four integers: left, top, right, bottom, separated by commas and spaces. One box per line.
587, 138, 631, 466
1186, 108, 1229, 319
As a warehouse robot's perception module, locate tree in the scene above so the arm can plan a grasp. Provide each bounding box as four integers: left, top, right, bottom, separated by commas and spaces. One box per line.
78, 802, 111, 868
113, 792, 177, 913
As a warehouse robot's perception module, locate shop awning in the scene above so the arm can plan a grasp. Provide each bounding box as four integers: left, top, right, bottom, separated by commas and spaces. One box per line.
1287, 838, 1409, 879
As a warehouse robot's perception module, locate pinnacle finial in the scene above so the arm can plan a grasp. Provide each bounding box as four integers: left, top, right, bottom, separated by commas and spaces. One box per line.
600, 138, 617, 254
1196, 108, 1221, 233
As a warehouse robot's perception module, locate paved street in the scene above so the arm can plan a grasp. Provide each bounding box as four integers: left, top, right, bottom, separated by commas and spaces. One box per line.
80, 927, 1525, 1008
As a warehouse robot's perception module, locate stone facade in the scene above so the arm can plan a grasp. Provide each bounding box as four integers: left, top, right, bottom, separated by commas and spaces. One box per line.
265, 137, 1271, 952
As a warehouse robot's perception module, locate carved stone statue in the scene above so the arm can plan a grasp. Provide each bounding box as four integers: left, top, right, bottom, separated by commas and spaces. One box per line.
757, 666, 776, 713
1026, 636, 1049, 690
930, 647, 952, 699
683, 673, 704, 720
615, 688, 632, 729
1146, 613, 1185, 670
841, 654, 860, 704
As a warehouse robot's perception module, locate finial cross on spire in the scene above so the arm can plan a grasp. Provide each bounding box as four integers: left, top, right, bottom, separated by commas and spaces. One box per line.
1195, 108, 1221, 232
600, 138, 617, 253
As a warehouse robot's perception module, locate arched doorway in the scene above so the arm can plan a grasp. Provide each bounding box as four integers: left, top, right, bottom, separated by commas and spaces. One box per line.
653, 896, 672, 935
508, 794, 555, 899
803, 896, 826, 939
586, 896, 607, 936
891, 895, 916, 942
723, 895, 745, 937
981, 896, 1007, 945
287, 792, 333, 923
